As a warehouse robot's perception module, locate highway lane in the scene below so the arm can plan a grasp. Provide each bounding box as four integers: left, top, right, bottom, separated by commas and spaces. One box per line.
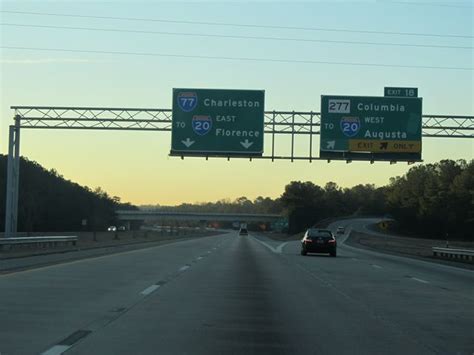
0, 227, 472, 355
0, 233, 228, 355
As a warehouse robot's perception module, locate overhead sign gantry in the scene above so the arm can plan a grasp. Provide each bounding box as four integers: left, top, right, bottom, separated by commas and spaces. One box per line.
4, 89, 473, 238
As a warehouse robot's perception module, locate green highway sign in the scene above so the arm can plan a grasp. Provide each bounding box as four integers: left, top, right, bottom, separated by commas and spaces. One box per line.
171, 88, 265, 156
320, 95, 423, 161
384, 87, 418, 98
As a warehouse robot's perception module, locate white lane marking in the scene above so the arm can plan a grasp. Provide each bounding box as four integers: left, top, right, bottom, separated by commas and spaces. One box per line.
179, 265, 190, 272
207, 251, 212, 254
371, 264, 382, 269
275, 242, 288, 254
140, 284, 160, 296
197, 256, 203, 260
41, 345, 71, 355
412, 277, 430, 284
251, 236, 287, 254
351, 258, 359, 261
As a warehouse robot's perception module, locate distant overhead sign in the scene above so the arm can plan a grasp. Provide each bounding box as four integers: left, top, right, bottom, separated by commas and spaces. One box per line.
384, 87, 418, 98
171, 88, 264, 156
320, 95, 423, 161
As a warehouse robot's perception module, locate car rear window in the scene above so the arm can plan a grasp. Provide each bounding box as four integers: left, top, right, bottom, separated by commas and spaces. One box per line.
308, 230, 332, 238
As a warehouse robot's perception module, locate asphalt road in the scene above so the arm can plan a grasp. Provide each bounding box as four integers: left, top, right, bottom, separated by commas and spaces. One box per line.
0, 223, 472, 355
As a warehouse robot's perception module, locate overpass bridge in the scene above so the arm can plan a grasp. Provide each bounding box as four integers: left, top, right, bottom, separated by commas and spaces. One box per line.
116, 210, 284, 223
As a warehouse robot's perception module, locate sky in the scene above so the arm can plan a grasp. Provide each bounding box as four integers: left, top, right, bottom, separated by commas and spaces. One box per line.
0, 0, 473, 206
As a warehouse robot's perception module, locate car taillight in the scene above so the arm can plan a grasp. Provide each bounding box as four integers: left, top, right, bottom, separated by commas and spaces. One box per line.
328, 239, 336, 244
304, 239, 312, 243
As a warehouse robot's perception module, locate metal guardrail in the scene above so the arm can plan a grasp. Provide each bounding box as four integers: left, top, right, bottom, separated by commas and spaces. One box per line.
432, 247, 474, 262
0, 236, 78, 250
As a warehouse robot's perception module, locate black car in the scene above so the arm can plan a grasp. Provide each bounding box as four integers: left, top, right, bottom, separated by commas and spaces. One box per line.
301, 228, 337, 257
239, 228, 248, 236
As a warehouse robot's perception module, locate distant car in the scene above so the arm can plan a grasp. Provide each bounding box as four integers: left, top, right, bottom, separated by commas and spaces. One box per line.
239, 228, 248, 236
107, 226, 117, 232
118, 226, 126, 231
336, 226, 345, 235
301, 228, 337, 257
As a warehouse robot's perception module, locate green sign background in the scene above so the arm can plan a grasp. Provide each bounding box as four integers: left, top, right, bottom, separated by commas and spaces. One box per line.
171, 88, 264, 156
320, 95, 422, 160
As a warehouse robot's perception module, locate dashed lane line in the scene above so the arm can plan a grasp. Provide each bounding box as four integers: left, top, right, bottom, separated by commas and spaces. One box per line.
412, 277, 430, 284
41, 345, 71, 355
140, 284, 160, 296
179, 265, 190, 272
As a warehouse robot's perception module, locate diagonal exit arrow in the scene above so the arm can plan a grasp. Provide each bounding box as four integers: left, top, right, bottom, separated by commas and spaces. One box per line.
240, 139, 254, 149
326, 140, 335, 149
181, 138, 195, 148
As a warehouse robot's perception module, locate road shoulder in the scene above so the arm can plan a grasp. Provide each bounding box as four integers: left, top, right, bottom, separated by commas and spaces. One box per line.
345, 230, 474, 271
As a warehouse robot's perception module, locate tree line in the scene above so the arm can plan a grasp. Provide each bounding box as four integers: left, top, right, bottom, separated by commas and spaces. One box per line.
0, 155, 136, 232
0, 155, 471, 239
149, 159, 472, 239
279, 159, 472, 239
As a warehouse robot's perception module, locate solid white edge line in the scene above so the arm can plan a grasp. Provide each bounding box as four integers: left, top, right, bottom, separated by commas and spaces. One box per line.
140, 284, 160, 296
179, 265, 190, 272
41, 345, 71, 355
372, 264, 382, 269
252, 236, 288, 254
412, 277, 430, 284
276, 242, 289, 253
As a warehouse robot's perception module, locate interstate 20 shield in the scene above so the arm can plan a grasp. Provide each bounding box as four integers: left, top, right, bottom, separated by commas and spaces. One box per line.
340, 116, 361, 138
192, 115, 212, 136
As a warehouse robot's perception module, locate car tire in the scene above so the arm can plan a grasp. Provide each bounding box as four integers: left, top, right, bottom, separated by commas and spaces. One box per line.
330, 251, 337, 257
301, 250, 307, 256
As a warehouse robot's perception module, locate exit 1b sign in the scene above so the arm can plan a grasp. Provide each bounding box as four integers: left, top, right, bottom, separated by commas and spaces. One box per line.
384, 87, 418, 98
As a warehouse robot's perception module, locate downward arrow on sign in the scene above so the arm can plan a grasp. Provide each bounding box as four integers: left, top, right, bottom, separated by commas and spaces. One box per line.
240, 139, 254, 149
181, 138, 195, 148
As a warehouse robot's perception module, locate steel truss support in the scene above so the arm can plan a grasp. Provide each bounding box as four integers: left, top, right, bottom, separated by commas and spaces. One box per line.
11, 106, 473, 138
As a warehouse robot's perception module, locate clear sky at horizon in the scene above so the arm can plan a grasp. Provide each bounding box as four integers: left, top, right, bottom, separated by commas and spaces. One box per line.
1, 0, 473, 205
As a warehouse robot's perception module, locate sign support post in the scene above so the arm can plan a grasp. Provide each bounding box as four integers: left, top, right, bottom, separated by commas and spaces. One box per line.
4, 116, 21, 238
